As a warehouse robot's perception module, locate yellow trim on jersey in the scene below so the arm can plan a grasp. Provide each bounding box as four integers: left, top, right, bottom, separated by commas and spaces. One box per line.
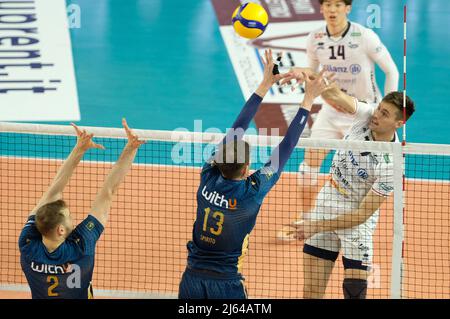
237, 234, 250, 274
88, 283, 94, 299
330, 175, 349, 196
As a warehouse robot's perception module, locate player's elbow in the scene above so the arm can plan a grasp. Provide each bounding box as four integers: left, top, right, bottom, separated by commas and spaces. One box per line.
100, 188, 115, 202
44, 191, 63, 205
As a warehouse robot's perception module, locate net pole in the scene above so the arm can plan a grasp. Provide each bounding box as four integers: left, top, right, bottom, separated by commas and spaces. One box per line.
401, 4, 407, 299
391, 5, 407, 299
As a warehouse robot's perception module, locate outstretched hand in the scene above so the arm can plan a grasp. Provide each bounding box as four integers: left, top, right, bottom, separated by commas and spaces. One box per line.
122, 118, 146, 149
71, 123, 105, 151
282, 219, 316, 241
260, 49, 296, 86
303, 69, 336, 102
279, 67, 316, 89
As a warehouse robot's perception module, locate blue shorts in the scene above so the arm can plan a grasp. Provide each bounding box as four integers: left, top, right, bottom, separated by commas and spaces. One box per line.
178, 268, 247, 299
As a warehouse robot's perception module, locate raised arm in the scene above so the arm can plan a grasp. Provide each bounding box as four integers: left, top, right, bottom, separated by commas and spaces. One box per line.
268, 69, 332, 174
30, 125, 104, 216
320, 80, 358, 114
90, 119, 145, 227
376, 52, 399, 96
364, 29, 399, 95
221, 49, 294, 145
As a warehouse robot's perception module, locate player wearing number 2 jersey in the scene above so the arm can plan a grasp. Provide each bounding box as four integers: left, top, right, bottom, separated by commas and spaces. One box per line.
19, 119, 144, 299
178, 50, 332, 299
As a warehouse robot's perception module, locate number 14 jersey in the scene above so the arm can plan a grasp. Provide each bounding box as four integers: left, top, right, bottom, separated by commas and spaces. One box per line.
307, 22, 388, 104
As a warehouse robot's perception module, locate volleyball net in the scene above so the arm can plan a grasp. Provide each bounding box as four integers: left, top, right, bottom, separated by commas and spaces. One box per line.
0, 122, 448, 298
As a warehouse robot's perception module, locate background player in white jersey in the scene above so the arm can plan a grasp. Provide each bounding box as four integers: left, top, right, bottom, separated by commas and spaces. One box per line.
284, 82, 415, 299
278, 0, 400, 231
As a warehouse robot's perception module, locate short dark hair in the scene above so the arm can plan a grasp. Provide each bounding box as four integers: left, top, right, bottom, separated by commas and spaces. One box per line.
214, 140, 250, 180
382, 91, 415, 121
35, 200, 68, 236
319, 0, 353, 5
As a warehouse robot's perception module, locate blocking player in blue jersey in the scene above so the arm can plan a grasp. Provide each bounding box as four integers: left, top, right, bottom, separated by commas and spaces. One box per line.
18, 119, 144, 299
178, 50, 333, 299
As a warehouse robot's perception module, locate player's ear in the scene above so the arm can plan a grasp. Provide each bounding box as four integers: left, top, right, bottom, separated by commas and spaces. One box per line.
394, 119, 403, 129
242, 165, 250, 178
57, 224, 65, 237
346, 5, 352, 14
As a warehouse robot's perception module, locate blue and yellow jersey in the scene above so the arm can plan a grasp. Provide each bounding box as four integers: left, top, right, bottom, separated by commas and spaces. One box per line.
186, 157, 280, 278
18, 215, 104, 299
186, 93, 309, 279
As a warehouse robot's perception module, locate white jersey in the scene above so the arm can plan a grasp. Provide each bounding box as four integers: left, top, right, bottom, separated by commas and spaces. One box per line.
329, 100, 397, 207
307, 22, 388, 104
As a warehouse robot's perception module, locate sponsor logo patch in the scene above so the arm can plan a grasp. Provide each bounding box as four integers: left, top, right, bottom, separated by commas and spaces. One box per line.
86, 221, 95, 231
357, 168, 369, 179
350, 64, 362, 75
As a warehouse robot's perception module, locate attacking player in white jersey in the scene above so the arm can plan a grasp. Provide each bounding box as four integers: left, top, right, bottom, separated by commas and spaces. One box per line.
284, 81, 415, 299
277, 0, 400, 240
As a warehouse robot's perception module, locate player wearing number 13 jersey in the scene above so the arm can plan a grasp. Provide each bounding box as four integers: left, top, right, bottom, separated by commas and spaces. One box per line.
178, 50, 332, 299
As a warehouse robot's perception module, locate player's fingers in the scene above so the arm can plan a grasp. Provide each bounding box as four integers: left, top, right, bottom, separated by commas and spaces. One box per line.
281, 72, 295, 79
302, 72, 309, 83
326, 72, 337, 82
70, 123, 82, 136
279, 76, 294, 86
122, 118, 130, 131
317, 68, 327, 80
93, 143, 106, 150
281, 74, 297, 86
123, 118, 135, 138
260, 54, 267, 67
266, 50, 273, 67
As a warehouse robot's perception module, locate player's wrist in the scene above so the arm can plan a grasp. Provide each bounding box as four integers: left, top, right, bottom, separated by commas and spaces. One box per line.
255, 83, 271, 97
74, 143, 89, 153
301, 96, 314, 110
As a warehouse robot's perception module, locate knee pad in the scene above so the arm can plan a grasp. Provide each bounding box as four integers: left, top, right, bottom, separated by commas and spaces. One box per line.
297, 162, 319, 186
343, 278, 368, 299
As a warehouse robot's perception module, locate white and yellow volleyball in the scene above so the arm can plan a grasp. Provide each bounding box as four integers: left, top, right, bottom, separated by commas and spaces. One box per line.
231, 2, 269, 39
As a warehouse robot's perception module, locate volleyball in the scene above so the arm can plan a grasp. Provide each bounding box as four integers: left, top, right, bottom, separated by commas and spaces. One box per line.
231, 2, 269, 39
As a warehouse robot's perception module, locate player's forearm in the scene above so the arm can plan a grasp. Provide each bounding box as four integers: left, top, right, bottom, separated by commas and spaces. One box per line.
376, 52, 399, 95
321, 86, 356, 114
254, 81, 273, 98
44, 146, 85, 199
268, 98, 312, 173
314, 207, 373, 233
383, 69, 400, 96
90, 142, 139, 226
98, 145, 137, 199
222, 90, 264, 144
